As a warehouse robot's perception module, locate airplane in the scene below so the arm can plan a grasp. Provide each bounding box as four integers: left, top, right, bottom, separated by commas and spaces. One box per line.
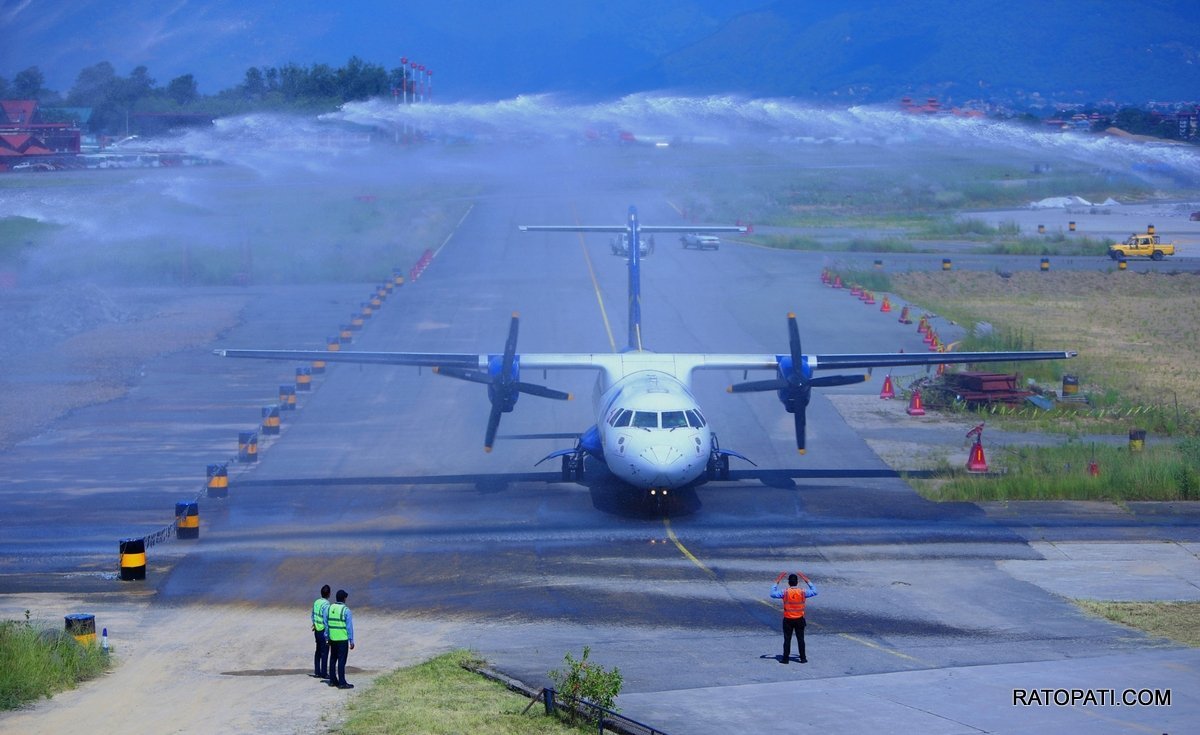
214, 206, 1076, 497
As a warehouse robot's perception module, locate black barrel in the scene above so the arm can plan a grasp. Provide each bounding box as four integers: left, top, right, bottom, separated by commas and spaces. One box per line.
207, 463, 228, 499
119, 537, 146, 581
261, 405, 280, 435
1129, 428, 1146, 452
65, 613, 96, 645
175, 501, 200, 539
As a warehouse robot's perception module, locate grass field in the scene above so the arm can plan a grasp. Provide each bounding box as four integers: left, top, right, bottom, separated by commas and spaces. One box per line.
334, 650, 585, 735
0, 617, 111, 710
1075, 601, 1200, 647
890, 270, 1200, 421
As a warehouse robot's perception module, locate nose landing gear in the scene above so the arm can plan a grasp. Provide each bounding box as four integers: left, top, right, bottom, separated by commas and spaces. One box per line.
706, 434, 731, 480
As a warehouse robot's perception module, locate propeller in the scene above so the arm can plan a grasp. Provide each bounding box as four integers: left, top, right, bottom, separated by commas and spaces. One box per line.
433, 313, 571, 451
728, 313, 866, 453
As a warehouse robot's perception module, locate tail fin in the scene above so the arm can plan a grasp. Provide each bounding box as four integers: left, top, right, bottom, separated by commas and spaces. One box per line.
626, 206, 644, 351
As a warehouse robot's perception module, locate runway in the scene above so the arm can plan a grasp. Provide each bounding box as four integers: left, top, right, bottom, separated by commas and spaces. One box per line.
1, 193, 1197, 733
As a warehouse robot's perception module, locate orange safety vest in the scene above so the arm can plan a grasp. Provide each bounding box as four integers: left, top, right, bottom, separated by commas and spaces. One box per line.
782, 586, 806, 619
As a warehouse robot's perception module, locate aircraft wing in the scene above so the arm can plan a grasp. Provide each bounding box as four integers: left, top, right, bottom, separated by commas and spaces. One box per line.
807, 350, 1077, 370
519, 225, 746, 234
213, 348, 616, 372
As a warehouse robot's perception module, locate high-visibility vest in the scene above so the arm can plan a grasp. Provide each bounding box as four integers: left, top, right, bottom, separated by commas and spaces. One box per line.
782, 587, 806, 619
312, 598, 329, 631
327, 603, 349, 641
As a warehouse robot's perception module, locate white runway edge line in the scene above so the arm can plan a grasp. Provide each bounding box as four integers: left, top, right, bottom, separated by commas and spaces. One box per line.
432, 203, 476, 259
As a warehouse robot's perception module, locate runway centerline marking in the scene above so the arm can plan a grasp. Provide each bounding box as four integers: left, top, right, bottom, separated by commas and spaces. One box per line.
571, 203, 617, 353
663, 518, 716, 579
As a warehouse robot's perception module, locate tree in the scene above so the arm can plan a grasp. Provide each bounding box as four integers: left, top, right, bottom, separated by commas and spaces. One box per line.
69, 62, 118, 106
167, 74, 198, 106
242, 67, 266, 100
13, 67, 44, 99
0, 76, 10, 98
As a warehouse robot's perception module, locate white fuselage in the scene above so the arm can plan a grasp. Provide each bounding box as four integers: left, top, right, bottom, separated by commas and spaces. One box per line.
591, 364, 712, 490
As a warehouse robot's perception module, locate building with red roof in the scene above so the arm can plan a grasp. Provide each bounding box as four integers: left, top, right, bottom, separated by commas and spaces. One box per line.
0, 99, 81, 171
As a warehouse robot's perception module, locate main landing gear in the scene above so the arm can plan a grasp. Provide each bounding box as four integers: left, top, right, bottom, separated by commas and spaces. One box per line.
561, 450, 586, 482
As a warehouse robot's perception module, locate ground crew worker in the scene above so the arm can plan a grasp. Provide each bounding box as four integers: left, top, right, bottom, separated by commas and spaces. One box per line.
770, 571, 818, 664
311, 584, 331, 681
323, 589, 355, 689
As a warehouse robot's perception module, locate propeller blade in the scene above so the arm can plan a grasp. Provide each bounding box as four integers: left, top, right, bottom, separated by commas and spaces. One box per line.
794, 409, 807, 454
515, 382, 572, 401
433, 366, 491, 385
500, 313, 519, 382
729, 378, 789, 394
484, 404, 504, 452
809, 374, 869, 388
787, 312, 803, 374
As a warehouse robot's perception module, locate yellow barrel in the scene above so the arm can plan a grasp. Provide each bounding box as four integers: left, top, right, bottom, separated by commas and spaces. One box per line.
942, 258, 952, 271
873, 259, 883, 269
1118, 259, 1128, 271
360, 303, 373, 319
327, 336, 341, 352
206, 463, 228, 499
238, 431, 258, 462
311, 358, 326, 375
369, 295, 382, 309
1037, 224, 1045, 234
65, 614, 96, 645
1129, 428, 1146, 452
350, 314, 365, 330
119, 537, 146, 581
1040, 257, 1050, 271
339, 326, 353, 343
261, 405, 281, 435
295, 366, 312, 392
393, 272, 405, 287
1062, 375, 1078, 396
175, 501, 200, 540
1069, 221, 1076, 232
1147, 224, 1155, 235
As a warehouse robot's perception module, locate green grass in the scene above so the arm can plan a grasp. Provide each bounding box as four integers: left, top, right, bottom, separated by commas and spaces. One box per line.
1075, 601, 1200, 647
915, 439, 1200, 502
0, 617, 112, 710
334, 650, 587, 735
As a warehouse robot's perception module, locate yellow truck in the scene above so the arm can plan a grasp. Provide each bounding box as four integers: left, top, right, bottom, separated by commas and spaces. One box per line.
1108, 232, 1176, 261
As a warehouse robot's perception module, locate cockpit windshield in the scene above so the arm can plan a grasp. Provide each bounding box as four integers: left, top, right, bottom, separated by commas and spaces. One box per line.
609, 408, 702, 430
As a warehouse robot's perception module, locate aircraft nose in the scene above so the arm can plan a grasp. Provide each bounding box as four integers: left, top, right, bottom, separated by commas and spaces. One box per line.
639, 444, 698, 488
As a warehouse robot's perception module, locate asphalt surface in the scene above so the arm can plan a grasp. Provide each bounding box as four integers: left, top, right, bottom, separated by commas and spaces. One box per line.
1, 193, 1197, 734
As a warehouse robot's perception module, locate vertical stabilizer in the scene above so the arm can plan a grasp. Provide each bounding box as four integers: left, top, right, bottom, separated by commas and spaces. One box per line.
626, 206, 643, 351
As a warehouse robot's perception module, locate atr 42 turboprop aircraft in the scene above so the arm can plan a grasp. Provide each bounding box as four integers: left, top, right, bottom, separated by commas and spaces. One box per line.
215, 206, 1076, 496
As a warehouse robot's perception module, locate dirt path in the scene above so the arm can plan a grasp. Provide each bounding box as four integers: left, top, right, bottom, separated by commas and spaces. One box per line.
0, 594, 456, 734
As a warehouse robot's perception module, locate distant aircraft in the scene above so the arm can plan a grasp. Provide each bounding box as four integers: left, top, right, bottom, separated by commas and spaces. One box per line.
215, 206, 1075, 496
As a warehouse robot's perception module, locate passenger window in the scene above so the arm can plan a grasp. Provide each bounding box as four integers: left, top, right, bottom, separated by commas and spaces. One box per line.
614, 409, 632, 428
632, 411, 659, 429
662, 411, 687, 429
685, 410, 704, 428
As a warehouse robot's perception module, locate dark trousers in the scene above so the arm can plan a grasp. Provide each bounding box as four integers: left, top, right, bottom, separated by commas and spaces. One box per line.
783, 616, 806, 661
329, 639, 349, 685
313, 629, 329, 678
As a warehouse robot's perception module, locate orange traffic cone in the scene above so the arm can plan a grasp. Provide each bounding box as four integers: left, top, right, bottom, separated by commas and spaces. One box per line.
898, 305, 912, 324
917, 315, 929, 334
833, 275, 843, 289
880, 374, 895, 399
1088, 460, 1100, 476
880, 296, 892, 313
850, 284, 862, 296
821, 269, 830, 284
967, 439, 988, 472
906, 389, 926, 416
936, 361, 945, 377
863, 291, 876, 305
